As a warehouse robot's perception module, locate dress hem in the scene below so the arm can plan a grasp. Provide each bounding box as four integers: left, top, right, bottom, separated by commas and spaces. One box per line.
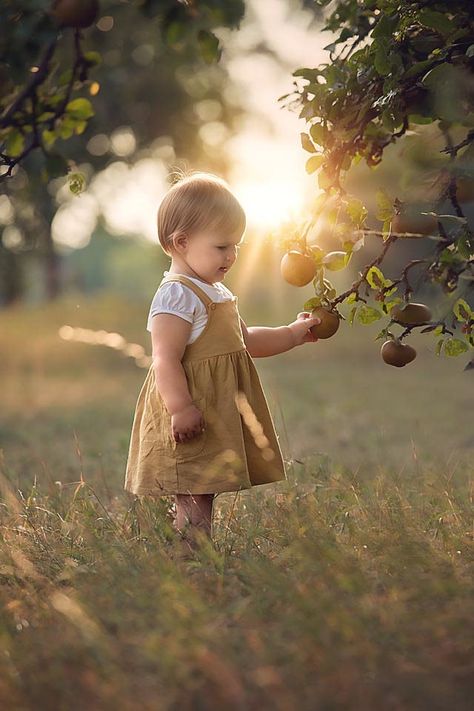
123, 477, 286, 497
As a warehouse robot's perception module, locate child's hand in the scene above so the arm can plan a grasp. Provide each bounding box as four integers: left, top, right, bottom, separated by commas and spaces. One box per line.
171, 403, 206, 444
288, 312, 321, 346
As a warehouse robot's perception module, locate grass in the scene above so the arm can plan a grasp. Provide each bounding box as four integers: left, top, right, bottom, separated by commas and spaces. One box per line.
0, 291, 473, 710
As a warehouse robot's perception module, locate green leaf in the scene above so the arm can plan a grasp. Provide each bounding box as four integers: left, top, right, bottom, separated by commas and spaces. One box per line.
309, 123, 326, 146
382, 219, 392, 241
444, 337, 469, 356
372, 14, 399, 39
348, 305, 358, 325
403, 59, 436, 80
303, 297, 322, 311
366, 265, 387, 289
292, 68, 317, 81
42, 129, 56, 149
306, 83, 322, 97
408, 114, 434, 125
417, 9, 455, 37
435, 338, 444, 356
346, 197, 368, 227
37, 111, 55, 122
375, 189, 394, 222
84, 51, 102, 67
453, 298, 472, 322
356, 305, 383, 324
299, 101, 317, 120
385, 298, 403, 312
322, 251, 350, 271
440, 247, 462, 266
346, 291, 357, 304
305, 155, 324, 174
74, 120, 88, 135
6, 129, 25, 158
165, 21, 187, 46
65, 98, 94, 120
300, 132, 316, 153
421, 62, 451, 88
374, 41, 392, 76
197, 30, 221, 64
58, 119, 74, 139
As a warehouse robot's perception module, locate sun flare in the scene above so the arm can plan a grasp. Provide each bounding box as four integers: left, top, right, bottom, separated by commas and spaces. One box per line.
233, 178, 306, 232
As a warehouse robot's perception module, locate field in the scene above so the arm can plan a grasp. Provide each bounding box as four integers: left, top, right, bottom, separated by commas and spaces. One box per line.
0, 292, 472, 710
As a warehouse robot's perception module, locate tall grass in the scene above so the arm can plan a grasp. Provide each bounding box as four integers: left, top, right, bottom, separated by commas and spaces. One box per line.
0, 293, 472, 710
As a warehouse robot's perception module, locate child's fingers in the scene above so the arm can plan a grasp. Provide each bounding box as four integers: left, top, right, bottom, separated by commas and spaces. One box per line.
173, 423, 206, 442
297, 312, 321, 324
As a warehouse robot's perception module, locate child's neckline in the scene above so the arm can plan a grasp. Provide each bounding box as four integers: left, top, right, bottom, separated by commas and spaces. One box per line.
163, 271, 226, 289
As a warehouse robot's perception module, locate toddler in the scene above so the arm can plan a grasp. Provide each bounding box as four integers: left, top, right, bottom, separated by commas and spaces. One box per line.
124, 170, 321, 548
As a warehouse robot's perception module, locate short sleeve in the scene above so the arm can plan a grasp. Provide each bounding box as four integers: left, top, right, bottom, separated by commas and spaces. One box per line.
146, 282, 199, 332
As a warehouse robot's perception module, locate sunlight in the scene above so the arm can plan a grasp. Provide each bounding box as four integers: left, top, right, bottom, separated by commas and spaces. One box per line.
232, 176, 306, 232
51, 158, 169, 249
229, 172, 310, 310
233, 227, 268, 301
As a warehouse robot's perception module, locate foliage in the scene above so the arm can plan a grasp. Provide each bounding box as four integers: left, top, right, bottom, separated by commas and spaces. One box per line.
278, 0, 474, 362
0, 0, 245, 183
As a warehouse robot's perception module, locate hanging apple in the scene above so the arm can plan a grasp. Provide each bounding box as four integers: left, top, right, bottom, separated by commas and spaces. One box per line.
51, 0, 100, 29
281, 250, 317, 286
309, 306, 341, 339
391, 302, 432, 325
381, 340, 417, 367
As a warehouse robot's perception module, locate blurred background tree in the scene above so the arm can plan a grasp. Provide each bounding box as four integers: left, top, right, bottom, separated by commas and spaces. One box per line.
0, 0, 249, 303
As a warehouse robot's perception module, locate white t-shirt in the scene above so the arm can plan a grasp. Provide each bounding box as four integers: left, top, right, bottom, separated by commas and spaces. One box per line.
147, 270, 235, 344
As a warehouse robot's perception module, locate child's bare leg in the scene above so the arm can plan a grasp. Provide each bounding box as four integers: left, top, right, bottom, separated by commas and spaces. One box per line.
173, 493, 215, 543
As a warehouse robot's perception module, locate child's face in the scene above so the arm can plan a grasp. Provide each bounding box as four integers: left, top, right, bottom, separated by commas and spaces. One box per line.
173, 230, 243, 284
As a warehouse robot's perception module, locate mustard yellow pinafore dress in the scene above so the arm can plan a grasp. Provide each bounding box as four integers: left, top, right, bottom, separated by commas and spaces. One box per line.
124, 274, 287, 496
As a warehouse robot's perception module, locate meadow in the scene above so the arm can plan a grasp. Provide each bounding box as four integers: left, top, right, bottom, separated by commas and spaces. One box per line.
0, 291, 472, 710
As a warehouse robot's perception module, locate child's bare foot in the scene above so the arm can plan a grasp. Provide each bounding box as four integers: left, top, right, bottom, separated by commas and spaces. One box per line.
171, 521, 215, 560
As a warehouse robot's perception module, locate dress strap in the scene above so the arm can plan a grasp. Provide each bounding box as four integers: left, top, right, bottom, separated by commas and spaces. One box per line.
159, 274, 214, 308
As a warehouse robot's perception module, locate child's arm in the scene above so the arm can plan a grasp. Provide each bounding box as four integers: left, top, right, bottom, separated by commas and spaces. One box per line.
151, 314, 194, 414
240, 313, 322, 358
151, 314, 205, 443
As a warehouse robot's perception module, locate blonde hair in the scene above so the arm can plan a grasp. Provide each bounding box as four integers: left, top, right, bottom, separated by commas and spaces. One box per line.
157, 169, 246, 256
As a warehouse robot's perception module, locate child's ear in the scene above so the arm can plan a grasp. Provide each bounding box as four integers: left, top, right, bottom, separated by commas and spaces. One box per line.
171, 231, 188, 253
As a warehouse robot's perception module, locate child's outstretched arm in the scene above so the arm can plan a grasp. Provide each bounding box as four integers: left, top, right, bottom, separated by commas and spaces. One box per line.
151, 314, 205, 443
240, 313, 322, 358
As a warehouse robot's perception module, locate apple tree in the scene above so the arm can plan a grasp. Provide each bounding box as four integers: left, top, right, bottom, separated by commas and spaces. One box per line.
277, 0, 474, 369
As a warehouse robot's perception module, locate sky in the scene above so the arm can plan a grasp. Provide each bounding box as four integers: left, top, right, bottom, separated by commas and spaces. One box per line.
50, 0, 332, 251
